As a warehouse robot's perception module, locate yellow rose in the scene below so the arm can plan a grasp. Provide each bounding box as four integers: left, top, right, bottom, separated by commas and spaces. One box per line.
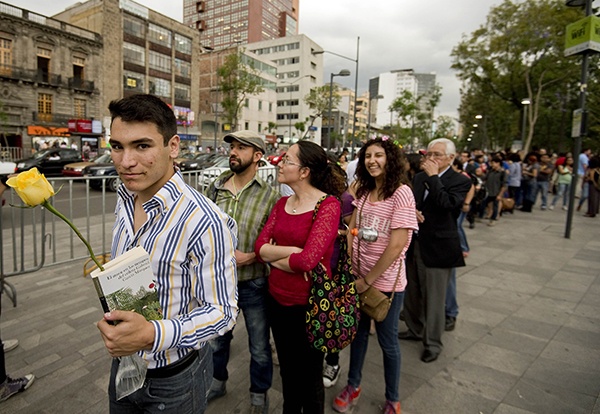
6, 168, 55, 206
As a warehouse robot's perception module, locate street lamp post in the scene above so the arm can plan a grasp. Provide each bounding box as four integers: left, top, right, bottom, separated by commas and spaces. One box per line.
313, 37, 360, 150
520, 99, 530, 150
565, 0, 592, 239
281, 74, 311, 142
366, 93, 384, 140
327, 69, 351, 151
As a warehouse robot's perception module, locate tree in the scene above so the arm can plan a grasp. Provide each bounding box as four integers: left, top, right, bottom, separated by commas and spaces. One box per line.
217, 50, 264, 132
389, 90, 419, 146
451, 0, 587, 153
267, 121, 277, 134
303, 84, 342, 139
293, 121, 306, 139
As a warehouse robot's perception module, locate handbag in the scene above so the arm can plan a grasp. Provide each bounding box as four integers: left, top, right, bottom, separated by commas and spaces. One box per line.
355, 196, 402, 322
306, 196, 360, 353
501, 197, 515, 212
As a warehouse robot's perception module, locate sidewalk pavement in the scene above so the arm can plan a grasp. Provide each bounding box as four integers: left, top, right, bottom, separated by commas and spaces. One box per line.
1, 205, 599, 414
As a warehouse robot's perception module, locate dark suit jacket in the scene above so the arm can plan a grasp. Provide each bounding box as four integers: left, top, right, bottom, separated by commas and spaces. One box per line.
411, 168, 472, 268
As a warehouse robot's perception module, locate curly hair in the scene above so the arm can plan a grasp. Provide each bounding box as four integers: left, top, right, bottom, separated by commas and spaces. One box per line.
296, 140, 347, 197
354, 138, 409, 200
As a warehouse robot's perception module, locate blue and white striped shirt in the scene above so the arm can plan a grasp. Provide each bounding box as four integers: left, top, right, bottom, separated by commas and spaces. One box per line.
112, 171, 238, 369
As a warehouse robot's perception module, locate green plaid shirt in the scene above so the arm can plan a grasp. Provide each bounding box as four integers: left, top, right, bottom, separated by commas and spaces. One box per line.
206, 170, 280, 282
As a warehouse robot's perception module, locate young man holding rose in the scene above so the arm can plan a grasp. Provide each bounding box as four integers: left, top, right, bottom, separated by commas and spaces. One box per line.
96, 94, 238, 413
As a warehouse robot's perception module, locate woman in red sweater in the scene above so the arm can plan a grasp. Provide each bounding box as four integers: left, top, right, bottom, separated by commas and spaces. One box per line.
255, 140, 346, 414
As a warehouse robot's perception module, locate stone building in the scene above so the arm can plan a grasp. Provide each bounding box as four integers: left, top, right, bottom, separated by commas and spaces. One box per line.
0, 1, 103, 156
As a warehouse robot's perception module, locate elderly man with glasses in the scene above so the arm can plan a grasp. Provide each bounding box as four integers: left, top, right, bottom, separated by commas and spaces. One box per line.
398, 138, 472, 363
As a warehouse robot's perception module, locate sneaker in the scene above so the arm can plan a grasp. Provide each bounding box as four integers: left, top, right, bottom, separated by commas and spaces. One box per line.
541, 206, 547, 210
3, 339, 19, 353
548, 205, 554, 210
249, 392, 268, 414
333, 384, 361, 413
323, 364, 341, 388
0, 374, 35, 402
206, 378, 226, 402
383, 400, 401, 414
562, 206, 568, 211
487, 220, 496, 227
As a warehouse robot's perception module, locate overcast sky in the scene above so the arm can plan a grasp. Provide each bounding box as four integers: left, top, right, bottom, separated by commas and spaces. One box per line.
10, 0, 510, 119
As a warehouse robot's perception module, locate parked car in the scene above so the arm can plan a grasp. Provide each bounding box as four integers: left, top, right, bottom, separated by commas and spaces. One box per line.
200, 157, 276, 187
179, 153, 224, 171
62, 152, 112, 177
267, 152, 286, 166
173, 151, 196, 169
0, 160, 16, 175
83, 162, 119, 192
15, 148, 83, 176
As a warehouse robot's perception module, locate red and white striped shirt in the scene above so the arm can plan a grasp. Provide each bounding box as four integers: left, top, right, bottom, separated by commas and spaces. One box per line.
352, 185, 418, 292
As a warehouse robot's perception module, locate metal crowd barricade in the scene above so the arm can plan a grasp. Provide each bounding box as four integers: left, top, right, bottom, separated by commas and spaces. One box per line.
0, 167, 281, 307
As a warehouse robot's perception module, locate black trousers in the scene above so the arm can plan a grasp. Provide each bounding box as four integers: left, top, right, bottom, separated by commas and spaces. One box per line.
268, 294, 324, 414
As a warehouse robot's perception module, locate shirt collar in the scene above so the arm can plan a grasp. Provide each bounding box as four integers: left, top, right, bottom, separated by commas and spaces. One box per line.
117, 170, 185, 215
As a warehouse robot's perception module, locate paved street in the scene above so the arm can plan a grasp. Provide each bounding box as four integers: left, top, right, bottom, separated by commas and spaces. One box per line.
1, 204, 599, 413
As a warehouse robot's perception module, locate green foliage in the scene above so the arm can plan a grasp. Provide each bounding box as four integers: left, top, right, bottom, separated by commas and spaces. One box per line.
106, 287, 162, 321
267, 121, 277, 133
451, 0, 597, 153
217, 50, 264, 131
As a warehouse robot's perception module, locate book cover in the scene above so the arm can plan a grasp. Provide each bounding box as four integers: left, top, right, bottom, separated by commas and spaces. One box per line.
91, 246, 162, 321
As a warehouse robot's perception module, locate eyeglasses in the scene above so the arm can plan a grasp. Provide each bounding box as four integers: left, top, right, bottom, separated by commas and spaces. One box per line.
280, 158, 303, 167
424, 152, 447, 158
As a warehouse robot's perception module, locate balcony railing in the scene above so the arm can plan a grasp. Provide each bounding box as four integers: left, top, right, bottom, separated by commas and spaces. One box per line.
32, 112, 73, 124
68, 77, 95, 92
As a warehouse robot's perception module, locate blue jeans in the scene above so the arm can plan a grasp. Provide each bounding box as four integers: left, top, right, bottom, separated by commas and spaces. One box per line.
108, 346, 212, 414
456, 211, 469, 253
479, 196, 499, 220
348, 291, 404, 402
535, 181, 549, 208
211, 277, 272, 394
552, 183, 570, 207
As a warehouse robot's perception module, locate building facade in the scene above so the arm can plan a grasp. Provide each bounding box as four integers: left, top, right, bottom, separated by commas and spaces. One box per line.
371, 69, 437, 128
53, 0, 202, 146
247, 34, 323, 145
184, 0, 299, 49
197, 45, 277, 148
0, 1, 103, 156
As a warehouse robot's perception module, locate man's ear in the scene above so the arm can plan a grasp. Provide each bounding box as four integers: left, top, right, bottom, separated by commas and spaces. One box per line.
169, 135, 180, 159
253, 150, 263, 163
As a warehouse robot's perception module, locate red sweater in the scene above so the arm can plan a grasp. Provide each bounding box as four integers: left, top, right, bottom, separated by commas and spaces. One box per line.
255, 196, 340, 306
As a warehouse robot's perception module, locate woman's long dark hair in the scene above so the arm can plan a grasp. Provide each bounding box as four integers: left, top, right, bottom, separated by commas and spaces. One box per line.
296, 140, 347, 197
355, 138, 409, 200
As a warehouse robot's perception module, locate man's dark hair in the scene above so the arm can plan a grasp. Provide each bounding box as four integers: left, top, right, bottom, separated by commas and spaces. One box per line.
108, 94, 177, 145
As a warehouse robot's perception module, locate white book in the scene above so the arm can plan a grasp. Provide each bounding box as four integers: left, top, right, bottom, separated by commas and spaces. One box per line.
91, 246, 162, 321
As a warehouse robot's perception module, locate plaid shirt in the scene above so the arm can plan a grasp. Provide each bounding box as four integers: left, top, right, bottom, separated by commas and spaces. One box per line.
206, 170, 280, 282
112, 171, 238, 369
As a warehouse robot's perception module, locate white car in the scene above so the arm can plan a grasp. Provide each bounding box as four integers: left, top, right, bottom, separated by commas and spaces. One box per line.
0, 160, 16, 175
199, 157, 276, 188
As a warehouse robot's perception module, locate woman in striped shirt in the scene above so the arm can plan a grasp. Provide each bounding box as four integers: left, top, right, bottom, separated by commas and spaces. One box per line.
333, 138, 418, 414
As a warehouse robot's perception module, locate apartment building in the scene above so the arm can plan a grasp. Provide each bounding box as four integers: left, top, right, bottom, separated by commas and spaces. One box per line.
247, 34, 323, 144
0, 1, 103, 156
184, 0, 299, 49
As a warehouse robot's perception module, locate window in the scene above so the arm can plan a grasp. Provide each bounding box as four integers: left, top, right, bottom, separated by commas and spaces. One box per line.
175, 84, 190, 100
74, 98, 86, 118
244, 99, 249, 108
123, 43, 145, 66
123, 71, 144, 91
0, 37, 12, 67
148, 23, 172, 48
245, 122, 249, 130
38, 93, 52, 114
123, 15, 146, 38
149, 51, 171, 72
258, 123, 262, 132
73, 56, 85, 79
174, 58, 190, 78
258, 101, 262, 111
174, 33, 192, 55
37, 47, 51, 80
149, 77, 170, 97
269, 103, 272, 112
